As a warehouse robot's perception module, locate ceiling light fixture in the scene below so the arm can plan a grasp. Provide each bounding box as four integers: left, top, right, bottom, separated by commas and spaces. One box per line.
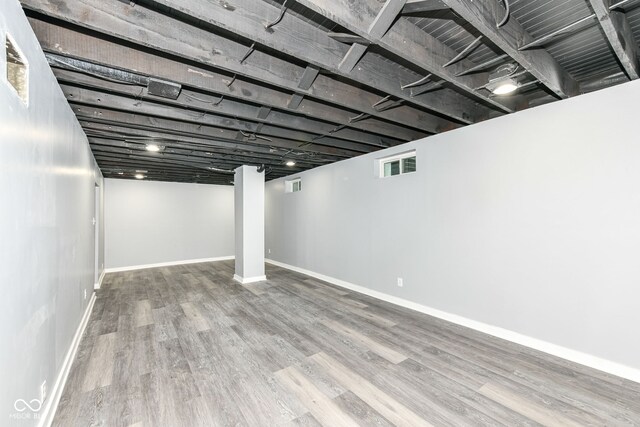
491, 79, 518, 95
487, 63, 520, 96
134, 173, 145, 179
285, 160, 296, 167
145, 143, 160, 152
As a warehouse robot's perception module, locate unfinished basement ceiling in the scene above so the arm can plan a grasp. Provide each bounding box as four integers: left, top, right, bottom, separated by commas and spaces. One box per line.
21, 0, 640, 184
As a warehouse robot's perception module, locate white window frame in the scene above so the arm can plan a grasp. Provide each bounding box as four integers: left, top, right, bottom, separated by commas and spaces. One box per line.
285, 178, 302, 193
4, 33, 29, 106
378, 150, 416, 178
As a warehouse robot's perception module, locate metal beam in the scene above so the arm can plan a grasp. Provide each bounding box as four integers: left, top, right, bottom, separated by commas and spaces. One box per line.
440, 0, 580, 98
26, 16, 431, 139
588, 0, 639, 79
296, 0, 515, 113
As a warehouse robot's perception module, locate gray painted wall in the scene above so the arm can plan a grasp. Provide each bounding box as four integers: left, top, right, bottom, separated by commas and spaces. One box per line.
105, 179, 234, 269
0, 1, 104, 424
266, 80, 640, 372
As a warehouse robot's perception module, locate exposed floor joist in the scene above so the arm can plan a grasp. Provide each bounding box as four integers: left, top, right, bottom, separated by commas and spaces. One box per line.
20, 0, 639, 183
27, 16, 434, 140
588, 0, 640, 80
135, 0, 491, 124
296, 0, 518, 113
440, 0, 580, 99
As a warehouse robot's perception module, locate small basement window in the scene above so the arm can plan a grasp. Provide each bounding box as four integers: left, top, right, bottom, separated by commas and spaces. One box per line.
285, 178, 302, 193
5, 34, 28, 105
379, 151, 416, 177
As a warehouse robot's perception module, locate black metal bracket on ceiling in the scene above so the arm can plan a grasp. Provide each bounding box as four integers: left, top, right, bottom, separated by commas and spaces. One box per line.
265, 0, 289, 30
497, 0, 510, 28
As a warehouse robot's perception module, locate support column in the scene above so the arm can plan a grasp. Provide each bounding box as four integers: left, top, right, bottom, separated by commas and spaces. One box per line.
234, 165, 266, 284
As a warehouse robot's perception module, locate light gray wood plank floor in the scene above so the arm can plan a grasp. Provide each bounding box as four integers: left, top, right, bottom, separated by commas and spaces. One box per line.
53, 260, 640, 426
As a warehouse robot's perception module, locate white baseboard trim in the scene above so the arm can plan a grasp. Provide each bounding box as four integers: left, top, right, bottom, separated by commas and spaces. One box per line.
234, 274, 267, 284
38, 292, 96, 427
105, 256, 235, 273
94, 269, 106, 290
265, 258, 640, 384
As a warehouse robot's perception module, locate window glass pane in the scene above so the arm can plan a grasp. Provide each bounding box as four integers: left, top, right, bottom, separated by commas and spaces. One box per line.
384, 160, 400, 176
383, 162, 392, 177
402, 156, 416, 173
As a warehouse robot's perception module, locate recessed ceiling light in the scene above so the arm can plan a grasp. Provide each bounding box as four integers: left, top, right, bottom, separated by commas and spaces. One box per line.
134, 173, 145, 179
285, 160, 296, 167
146, 144, 160, 152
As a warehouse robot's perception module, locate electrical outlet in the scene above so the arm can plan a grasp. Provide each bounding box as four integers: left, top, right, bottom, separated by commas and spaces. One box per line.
397, 277, 403, 287
84, 289, 87, 300
40, 380, 47, 403
268, 249, 271, 254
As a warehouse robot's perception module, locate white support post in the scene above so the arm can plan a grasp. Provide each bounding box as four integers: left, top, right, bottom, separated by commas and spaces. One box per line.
233, 165, 266, 284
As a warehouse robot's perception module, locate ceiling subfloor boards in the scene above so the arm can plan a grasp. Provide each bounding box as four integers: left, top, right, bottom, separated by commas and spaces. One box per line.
21, 0, 638, 184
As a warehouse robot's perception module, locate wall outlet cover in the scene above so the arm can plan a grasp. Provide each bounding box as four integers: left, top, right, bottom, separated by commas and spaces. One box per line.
397, 277, 403, 287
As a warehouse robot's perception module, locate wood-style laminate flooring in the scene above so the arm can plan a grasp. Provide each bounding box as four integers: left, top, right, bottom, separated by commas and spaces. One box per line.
54, 260, 640, 426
